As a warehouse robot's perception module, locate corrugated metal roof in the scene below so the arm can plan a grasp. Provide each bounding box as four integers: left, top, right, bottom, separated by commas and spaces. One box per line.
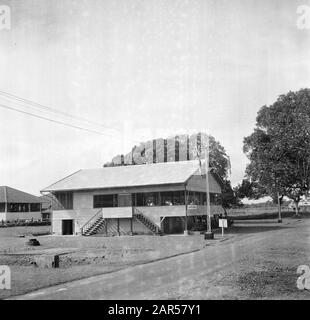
0, 186, 43, 203
42, 160, 206, 192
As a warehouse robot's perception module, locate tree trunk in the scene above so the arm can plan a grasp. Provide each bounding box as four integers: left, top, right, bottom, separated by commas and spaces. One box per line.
277, 192, 282, 222
295, 201, 300, 216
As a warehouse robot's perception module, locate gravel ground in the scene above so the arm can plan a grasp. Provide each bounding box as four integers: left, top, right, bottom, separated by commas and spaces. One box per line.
157, 219, 310, 300
0, 227, 213, 299
3, 218, 310, 300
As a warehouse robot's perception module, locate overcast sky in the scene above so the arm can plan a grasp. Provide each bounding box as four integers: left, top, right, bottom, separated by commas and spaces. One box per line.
1, 0, 310, 196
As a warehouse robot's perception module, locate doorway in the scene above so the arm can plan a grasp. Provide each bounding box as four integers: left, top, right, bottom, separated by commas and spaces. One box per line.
62, 219, 74, 235
162, 216, 185, 234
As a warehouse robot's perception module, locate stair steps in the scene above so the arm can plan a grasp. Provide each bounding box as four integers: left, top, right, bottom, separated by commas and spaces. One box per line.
134, 209, 163, 235
83, 216, 106, 236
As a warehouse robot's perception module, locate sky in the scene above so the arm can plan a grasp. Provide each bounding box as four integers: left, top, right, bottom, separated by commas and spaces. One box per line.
0, 0, 310, 196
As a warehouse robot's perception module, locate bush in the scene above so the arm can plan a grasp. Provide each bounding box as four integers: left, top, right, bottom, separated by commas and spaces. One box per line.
0, 220, 51, 228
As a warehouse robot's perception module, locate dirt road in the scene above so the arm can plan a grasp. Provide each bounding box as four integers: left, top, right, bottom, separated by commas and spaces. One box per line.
9, 219, 310, 300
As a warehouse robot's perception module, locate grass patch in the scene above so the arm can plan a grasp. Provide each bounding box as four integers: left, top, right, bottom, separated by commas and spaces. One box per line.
237, 266, 310, 299
231, 211, 310, 221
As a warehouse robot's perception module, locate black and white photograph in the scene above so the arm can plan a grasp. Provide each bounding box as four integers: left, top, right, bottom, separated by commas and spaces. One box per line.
1, 0, 310, 304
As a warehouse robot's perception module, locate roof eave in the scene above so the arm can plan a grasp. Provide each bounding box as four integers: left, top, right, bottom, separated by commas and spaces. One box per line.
42, 181, 188, 193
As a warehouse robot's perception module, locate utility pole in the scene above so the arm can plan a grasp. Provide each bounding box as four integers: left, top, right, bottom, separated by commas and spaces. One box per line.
205, 134, 214, 239
184, 188, 188, 235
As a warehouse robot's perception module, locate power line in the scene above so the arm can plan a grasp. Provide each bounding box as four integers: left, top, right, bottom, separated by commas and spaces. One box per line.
0, 90, 141, 144
0, 91, 224, 167
0, 90, 117, 131
0, 103, 113, 136
0, 101, 227, 176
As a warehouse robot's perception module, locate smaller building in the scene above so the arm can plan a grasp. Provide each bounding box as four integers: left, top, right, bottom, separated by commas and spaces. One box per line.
0, 186, 45, 222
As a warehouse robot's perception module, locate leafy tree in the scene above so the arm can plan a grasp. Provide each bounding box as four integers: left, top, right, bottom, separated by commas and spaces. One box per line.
234, 179, 263, 200
105, 133, 230, 181
243, 89, 310, 215
220, 180, 243, 213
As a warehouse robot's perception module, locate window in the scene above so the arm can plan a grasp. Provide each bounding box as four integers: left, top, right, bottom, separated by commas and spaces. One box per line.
188, 192, 200, 205
210, 193, 221, 205
8, 203, 29, 212
132, 191, 186, 207
94, 194, 117, 208
171, 191, 185, 205
55, 192, 73, 210
202, 193, 207, 205
161, 192, 173, 206
144, 193, 156, 206
30, 203, 41, 212
135, 193, 144, 206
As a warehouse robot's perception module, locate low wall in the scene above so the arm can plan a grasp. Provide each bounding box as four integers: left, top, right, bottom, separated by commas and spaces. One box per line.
102, 207, 132, 218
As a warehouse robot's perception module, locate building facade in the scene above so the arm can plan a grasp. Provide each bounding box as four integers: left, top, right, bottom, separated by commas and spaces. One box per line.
42, 160, 224, 236
0, 186, 45, 222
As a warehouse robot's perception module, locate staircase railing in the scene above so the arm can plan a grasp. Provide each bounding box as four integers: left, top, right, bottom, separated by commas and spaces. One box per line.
133, 207, 162, 235
81, 208, 103, 236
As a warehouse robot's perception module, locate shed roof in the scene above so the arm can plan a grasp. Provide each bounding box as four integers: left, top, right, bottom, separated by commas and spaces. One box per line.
42, 160, 219, 192
0, 186, 43, 203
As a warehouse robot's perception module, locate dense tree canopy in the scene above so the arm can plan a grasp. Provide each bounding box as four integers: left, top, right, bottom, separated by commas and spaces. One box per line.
105, 133, 230, 181
220, 180, 242, 210
242, 89, 310, 213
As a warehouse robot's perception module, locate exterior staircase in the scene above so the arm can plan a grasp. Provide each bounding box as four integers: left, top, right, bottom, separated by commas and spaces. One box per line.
81, 209, 106, 236
133, 208, 163, 235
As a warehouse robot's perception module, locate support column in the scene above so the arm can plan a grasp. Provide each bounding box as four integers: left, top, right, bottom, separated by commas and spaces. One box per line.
184, 188, 188, 235
157, 192, 161, 206
130, 217, 133, 235
4, 186, 8, 222
130, 205, 134, 236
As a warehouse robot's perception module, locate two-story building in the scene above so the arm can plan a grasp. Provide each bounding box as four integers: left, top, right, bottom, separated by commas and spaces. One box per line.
41, 160, 224, 236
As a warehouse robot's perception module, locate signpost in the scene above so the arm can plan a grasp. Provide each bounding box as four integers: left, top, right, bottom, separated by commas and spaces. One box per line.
219, 218, 228, 237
